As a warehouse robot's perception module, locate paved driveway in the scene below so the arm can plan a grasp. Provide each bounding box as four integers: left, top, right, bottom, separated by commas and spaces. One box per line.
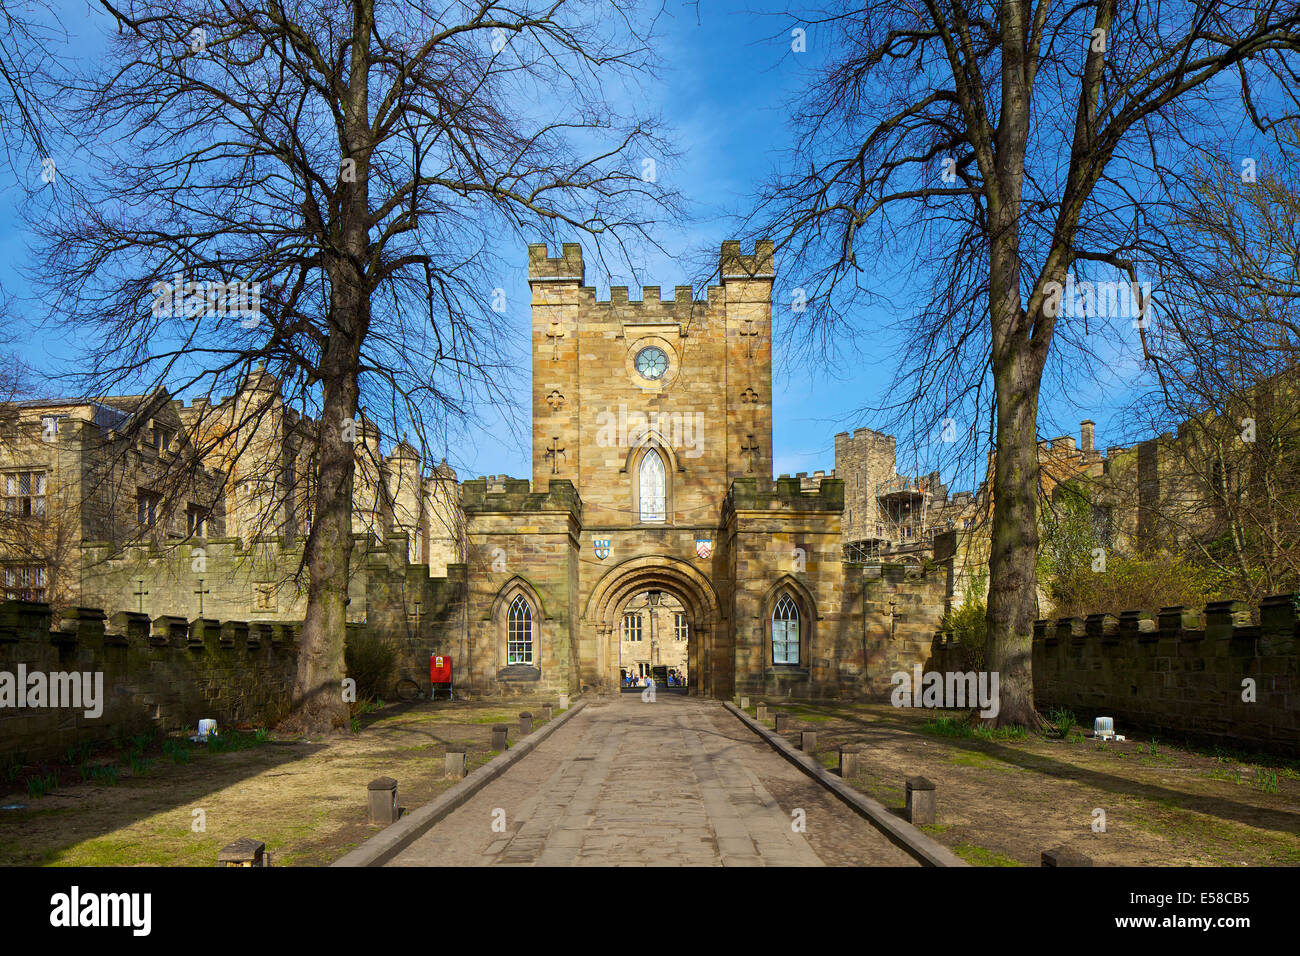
388, 694, 917, 866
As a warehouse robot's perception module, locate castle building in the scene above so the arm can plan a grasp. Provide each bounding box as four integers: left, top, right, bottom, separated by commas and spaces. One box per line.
0, 373, 462, 620
0, 242, 964, 704
447, 240, 862, 698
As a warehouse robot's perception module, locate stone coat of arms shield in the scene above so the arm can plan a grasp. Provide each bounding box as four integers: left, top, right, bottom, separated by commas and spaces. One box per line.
695, 537, 712, 559
593, 538, 611, 560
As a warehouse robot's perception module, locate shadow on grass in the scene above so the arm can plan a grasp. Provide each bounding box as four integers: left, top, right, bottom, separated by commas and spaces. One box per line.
749, 699, 1300, 837
0, 698, 552, 866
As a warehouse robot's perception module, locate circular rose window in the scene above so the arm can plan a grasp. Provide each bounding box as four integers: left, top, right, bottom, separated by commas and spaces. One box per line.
634, 346, 669, 380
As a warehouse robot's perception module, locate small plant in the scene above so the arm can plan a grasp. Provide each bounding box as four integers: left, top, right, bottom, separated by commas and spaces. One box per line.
128, 754, 152, 777
90, 764, 121, 785
2, 755, 26, 784
351, 717, 362, 733
64, 740, 94, 766
26, 773, 58, 798
1045, 707, 1075, 739
161, 739, 191, 764
920, 716, 973, 738
1148, 738, 1159, 757
254, 728, 269, 743
974, 724, 1028, 741
1255, 769, 1280, 794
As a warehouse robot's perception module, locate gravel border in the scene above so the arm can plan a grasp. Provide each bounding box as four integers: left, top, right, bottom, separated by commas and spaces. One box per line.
331, 699, 588, 867
724, 702, 969, 867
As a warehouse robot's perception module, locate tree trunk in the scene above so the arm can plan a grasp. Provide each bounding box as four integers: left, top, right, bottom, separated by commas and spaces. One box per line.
291, 344, 361, 732
986, 327, 1045, 727
286, 1, 373, 733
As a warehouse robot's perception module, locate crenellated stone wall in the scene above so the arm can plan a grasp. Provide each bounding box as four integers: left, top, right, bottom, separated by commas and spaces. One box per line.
0, 600, 301, 765
1031, 596, 1298, 754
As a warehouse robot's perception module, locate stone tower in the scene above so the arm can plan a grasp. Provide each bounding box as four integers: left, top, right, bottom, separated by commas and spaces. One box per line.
526, 240, 775, 528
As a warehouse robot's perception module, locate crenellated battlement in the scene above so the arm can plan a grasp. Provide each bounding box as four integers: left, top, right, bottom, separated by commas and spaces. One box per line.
527, 242, 585, 282
725, 475, 845, 513
1026, 595, 1297, 754
0, 598, 306, 764
461, 476, 582, 518
719, 239, 775, 279
1031, 596, 1296, 645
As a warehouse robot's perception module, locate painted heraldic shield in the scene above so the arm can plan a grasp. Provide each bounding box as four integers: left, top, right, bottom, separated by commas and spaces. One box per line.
695, 538, 712, 559
594, 538, 611, 560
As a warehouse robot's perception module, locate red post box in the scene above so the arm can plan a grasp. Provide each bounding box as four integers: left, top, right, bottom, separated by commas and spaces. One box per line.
429, 654, 453, 700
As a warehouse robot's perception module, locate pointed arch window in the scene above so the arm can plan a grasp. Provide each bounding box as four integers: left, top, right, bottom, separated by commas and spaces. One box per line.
639, 449, 667, 522
507, 595, 534, 665
772, 593, 800, 665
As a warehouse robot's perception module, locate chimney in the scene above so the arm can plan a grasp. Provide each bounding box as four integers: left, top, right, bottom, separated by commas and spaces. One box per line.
1081, 420, 1095, 453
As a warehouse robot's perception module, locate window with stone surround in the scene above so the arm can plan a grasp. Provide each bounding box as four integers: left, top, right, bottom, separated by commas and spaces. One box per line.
507, 595, 534, 665
674, 613, 688, 641
772, 593, 800, 665
137, 490, 161, 528
187, 504, 209, 537
622, 612, 643, 641
3, 471, 46, 517
638, 449, 666, 521
4, 564, 46, 602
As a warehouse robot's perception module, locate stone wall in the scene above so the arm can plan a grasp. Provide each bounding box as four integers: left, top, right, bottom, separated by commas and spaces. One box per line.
460, 477, 582, 698
0, 600, 299, 765
78, 531, 467, 704
859, 562, 951, 697
1032, 597, 1298, 754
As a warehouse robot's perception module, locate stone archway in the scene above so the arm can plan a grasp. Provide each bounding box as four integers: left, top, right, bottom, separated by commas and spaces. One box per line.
583, 555, 727, 697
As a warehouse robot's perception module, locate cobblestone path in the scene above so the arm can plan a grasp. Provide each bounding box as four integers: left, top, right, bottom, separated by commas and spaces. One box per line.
389, 694, 917, 867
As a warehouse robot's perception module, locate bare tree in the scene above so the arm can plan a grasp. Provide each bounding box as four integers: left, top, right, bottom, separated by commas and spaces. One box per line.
37, 0, 678, 731
738, 0, 1300, 725
1135, 145, 1300, 601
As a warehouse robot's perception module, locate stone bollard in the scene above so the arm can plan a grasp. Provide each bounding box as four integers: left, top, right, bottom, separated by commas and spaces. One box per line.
217, 837, 266, 867
367, 777, 399, 826
905, 776, 936, 825
740, 696, 750, 709
542, 703, 554, 721
1042, 846, 1093, 867
519, 712, 534, 735
801, 730, 817, 753
756, 703, 769, 722
558, 693, 570, 710
774, 713, 791, 733
444, 751, 466, 780
491, 724, 509, 750
839, 744, 861, 778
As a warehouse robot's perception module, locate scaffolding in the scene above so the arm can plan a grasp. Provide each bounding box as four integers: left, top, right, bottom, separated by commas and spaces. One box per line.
875, 475, 931, 544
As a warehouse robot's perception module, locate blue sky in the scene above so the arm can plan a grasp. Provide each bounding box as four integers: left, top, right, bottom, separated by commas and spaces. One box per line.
0, 0, 1157, 494
444, 0, 1155, 490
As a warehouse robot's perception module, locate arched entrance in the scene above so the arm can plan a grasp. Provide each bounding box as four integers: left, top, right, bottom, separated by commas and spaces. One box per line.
583, 556, 727, 697
614, 589, 691, 693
